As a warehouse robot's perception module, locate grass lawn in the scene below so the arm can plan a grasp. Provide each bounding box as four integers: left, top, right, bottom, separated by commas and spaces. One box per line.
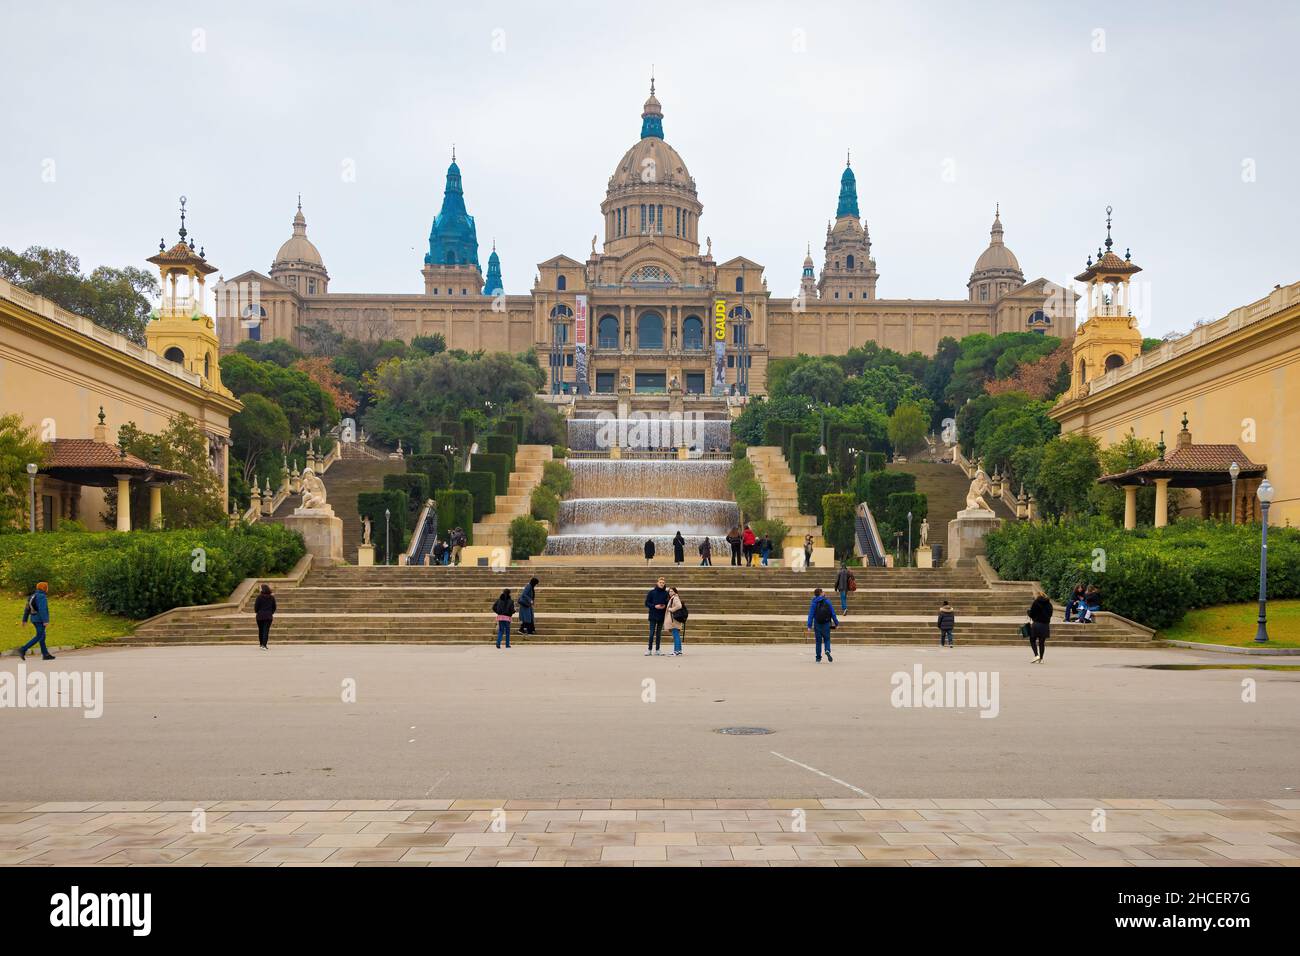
1, 594, 133, 653
1159, 600, 1300, 649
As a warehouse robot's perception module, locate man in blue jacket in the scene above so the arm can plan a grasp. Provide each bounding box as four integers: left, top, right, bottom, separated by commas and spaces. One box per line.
645, 576, 669, 656
19, 581, 55, 661
806, 587, 838, 663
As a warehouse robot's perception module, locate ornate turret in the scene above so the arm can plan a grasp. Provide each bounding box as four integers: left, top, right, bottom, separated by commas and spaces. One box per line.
270, 196, 329, 296
968, 204, 1025, 303
640, 74, 664, 140
1066, 206, 1144, 399
482, 240, 504, 296
422, 148, 485, 296
799, 242, 818, 302
818, 152, 878, 301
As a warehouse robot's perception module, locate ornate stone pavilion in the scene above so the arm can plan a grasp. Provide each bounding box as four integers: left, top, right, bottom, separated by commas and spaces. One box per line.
216, 80, 1070, 395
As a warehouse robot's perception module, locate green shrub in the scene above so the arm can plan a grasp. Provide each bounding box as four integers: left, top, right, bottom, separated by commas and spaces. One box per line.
541, 460, 573, 497
735, 479, 767, 522
357, 490, 409, 563
423, 434, 455, 458
409, 454, 450, 493
530, 485, 560, 523
797, 473, 837, 520
727, 457, 757, 494
435, 489, 474, 541
787, 432, 817, 469
5, 552, 66, 595
439, 421, 465, 445
485, 433, 518, 466
821, 493, 857, 559
832, 432, 868, 476
762, 419, 792, 447
453, 471, 497, 521
471, 452, 510, 496
799, 452, 829, 478
752, 518, 790, 556
867, 452, 887, 473
551, 444, 568, 459
732, 441, 748, 461
881, 492, 928, 551
508, 515, 548, 559
854, 469, 916, 518
383, 472, 430, 524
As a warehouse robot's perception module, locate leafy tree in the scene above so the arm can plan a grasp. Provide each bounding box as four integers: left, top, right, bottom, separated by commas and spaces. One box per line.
1033, 434, 1101, 518
235, 338, 302, 367
105, 415, 228, 528
230, 393, 291, 486
294, 356, 358, 414
410, 334, 447, 356
1089, 432, 1179, 524
1, 246, 159, 344
773, 357, 847, 405
0, 414, 47, 529
887, 402, 928, 457
219, 352, 338, 437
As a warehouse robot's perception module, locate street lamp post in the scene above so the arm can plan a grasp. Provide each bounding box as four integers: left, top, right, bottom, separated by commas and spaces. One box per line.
26, 463, 38, 533
1228, 461, 1240, 525
1254, 480, 1274, 643
907, 511, 913, 568
385, 508, 391, 567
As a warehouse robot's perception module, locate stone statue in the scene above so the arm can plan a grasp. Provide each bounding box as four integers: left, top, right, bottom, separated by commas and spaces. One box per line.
920, 518, 929, 547
706, 236, 712, 256
298, 467, 330, 513
964, 467, 993, 513
362, 515, 372, 546
591, 235, 597, 255
620, 373, 631, 390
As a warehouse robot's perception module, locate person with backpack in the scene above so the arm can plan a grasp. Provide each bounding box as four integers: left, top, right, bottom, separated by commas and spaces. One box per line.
492, 588, 515, 648
666, 586, 688, 656
518, 577, 539, 635
760, 534, 772, 567
645, 576, 670, 655
805, 587, 838, 663
19, 582, 54, 662
1027, 589, 1053, 663
937, 599, 955, 648
254, 583, 276, 650
834, 560, 856, 613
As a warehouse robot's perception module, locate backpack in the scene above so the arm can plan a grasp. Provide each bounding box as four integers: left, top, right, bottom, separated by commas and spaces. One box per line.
813, 598, 833, 624
26, 592, 40, 618
847, 572, 857, 592
673, 602, 689, 623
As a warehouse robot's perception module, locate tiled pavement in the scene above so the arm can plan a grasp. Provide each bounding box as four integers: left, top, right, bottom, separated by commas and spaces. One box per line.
2, 799, 1299, 866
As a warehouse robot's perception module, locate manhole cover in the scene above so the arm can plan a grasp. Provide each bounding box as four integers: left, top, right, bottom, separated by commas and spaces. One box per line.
716, 726, 774, 735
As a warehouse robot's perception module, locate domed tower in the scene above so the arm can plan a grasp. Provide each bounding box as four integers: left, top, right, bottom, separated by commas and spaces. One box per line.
599, 78, 702, 260
270, 197, 329, 296
967, 205, 1024, 303
1067, 206, 1143, 400
798, 243, 818, 303
817, 153, 878, 301
422, 149, 484, 296
482, 240, 504, 296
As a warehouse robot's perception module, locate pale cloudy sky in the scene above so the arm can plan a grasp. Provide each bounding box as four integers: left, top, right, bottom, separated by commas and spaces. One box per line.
2, 0, 1297, 338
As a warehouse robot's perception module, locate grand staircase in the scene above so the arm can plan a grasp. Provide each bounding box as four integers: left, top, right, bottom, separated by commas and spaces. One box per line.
746, 446, 823, 552
470, 445, 553, 547
126, 563, 1151, 648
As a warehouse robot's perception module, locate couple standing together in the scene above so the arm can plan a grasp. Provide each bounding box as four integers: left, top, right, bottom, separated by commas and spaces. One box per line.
645, 576, 688, 656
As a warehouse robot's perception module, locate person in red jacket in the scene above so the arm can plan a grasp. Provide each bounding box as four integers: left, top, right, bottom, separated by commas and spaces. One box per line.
741, 524, 757, 566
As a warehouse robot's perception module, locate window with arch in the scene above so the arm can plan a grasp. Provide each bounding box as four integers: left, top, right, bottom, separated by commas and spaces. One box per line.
597, 315, 619, 349
682, 315, 704, 350
557, 275, 567, 291
728, 306, 751, 347
550, 304, 573, 345
164, 347, 185, 365
626, 265, 674, 284
1104, 353, 1125, 372
1078, 358, 1087, 383
204, 352, 211, 379
637, 312, 664, 350
846, 254, 855, 270
735, 276, 744, 293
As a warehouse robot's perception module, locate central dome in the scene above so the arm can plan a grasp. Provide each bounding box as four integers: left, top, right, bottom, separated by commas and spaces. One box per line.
607, 82, 695, 193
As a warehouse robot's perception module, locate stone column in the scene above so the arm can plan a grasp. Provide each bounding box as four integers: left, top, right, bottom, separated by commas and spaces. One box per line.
114, 475, 132, 532
1123, 485, 1137, 530
149, 484, 163, 529
1153, 479, 1169, 528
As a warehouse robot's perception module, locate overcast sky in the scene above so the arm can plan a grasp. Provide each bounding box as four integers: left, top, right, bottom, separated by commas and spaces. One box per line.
2, 0, 1296, 338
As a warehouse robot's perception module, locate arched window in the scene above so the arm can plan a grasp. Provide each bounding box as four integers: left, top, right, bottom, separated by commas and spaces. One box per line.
735, 276, 744, 293
164, 347, 185, 365
1078, 358, 1087, 383
637, 312, 664, 350
204, 352, 211, 379
682, 315, 704, 350
1104, 353, 1125, 371
597, 315, 619, 349
846, 254, 855, 270
557, 275, 567, 291
550, 304, 573, 320
728, 306, 751, 346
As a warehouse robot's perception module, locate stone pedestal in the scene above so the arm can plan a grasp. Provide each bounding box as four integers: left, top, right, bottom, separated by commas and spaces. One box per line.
915, 545, 933, 569
616, 384, 632, 421
357, 544, 375, 567
668, 381, 684, 415
946, 509, 1002, 567
284, 510, 343, 566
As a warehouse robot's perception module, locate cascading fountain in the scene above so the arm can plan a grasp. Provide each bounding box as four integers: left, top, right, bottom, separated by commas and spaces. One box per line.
566, 416, 732, 453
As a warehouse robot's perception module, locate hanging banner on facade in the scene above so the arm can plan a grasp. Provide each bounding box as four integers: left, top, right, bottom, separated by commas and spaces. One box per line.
574, 294, 589, 395
712, 297, 727, 394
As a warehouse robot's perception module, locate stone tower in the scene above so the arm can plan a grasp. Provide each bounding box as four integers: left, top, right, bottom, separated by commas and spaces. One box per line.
967, 205, 1025, 303
270, 197, 329, 296
1068, 206, 1144, 399
817, 153, 878, 301
422, 148, 484, 296
482, 240, 504, 296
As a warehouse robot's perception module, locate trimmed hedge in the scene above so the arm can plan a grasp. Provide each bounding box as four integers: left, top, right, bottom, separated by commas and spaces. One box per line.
508, 515, 548, 559
77, 524, 306, 619
453, 471, 497, 521
832, 432, 868, 476
541, 460, 573, 497
439, 421, 465, 445
435, 489, 474, 542
985, 518, 1300, 630
797, 473, 837, 521
762, 419, 792, 448
881, 492, 928, 553
357, 490, 409, 563
867, 451, 887, 473
821, 493, 857, 559
383, 472, 430, 524
787, 432, 817, 469
799, 452, 829, 478
854, 469, 917, 518
485, 433, 518, 467
471, 452, 510, 497
409, 454, 450, 493
530, 485, 560, 523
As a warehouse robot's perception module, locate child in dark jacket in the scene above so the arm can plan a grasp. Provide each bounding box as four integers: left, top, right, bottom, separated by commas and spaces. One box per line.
937, 600, 955, 647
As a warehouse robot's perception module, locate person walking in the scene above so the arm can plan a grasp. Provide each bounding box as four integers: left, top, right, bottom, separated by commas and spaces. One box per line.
451, 528, 466, 566
1027, 589, 1053, 663
432, 537, 446, 566
805, 587, 838, 662
254, 583, 276, 649
937, 599, 955, 648
742, 524, 757, 566
666, 586, 688, 656
493, 588, 515, 648
18, 582, 55, 662
518, 577, 539, 635
644, 538, 656, 565
698, 537, 712, 567
834, 560, 855, 613
803, 534, 815, 569
726, 527, 742, 566
672, 531, 685, 566
760, 534, 772, 566
645, 576, 669, 655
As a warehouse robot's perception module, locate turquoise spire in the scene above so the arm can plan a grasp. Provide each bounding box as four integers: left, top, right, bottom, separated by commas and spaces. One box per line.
640, 74, 664, 140
425, 146, 480, 270
836, 151, 859, 219
482, 240, 503, 295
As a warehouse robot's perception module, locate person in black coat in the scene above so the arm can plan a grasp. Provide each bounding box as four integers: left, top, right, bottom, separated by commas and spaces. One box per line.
518, 577, 539, 635
645, 576, 669, 655
644, 538, 656, 565
254, 584, 276, 649
1027, 591, 1053, 663
492, 589, 516, 648
672, 531, 685, 565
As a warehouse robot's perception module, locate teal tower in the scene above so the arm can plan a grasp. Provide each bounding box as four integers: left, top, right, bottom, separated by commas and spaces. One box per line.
425, 150, 481, 270
482, 241, 504, 296
640, 76, 664, 140
836, 152, 859, 219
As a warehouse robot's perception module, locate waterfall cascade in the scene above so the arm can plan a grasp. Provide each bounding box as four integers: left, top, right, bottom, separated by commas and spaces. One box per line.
566, 416, 732, 452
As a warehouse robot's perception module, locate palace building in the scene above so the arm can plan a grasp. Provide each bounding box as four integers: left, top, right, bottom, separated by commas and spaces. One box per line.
216, 80, 1069, 395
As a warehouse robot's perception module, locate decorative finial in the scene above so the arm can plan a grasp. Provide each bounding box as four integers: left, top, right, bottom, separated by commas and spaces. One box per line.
650, 66, 655, 96
1125, 247, 1131, 261
846, 148, 851, 167
1104, 204, 1113, 252
995, 202, 1000, 219
199, 246, 205, 258
492, 238, 497, 252
1157, 430, 1166, 460
1181, 411, 1189, 431
178, 195, 188, 240
97, 406, 105, 425
158, 237, 165, 251
451, 143, 456, 162
297, 193, 302, 212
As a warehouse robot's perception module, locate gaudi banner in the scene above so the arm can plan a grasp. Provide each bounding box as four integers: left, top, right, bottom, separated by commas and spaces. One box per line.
574, 294, 589, 394
712, 297, 727, 394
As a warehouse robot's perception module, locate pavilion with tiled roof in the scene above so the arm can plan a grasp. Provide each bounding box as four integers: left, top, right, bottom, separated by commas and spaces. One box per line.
1098, 413, 1267, 528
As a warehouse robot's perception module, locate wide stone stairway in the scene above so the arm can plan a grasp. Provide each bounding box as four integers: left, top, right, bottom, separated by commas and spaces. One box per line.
127, 564, 1150, 648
